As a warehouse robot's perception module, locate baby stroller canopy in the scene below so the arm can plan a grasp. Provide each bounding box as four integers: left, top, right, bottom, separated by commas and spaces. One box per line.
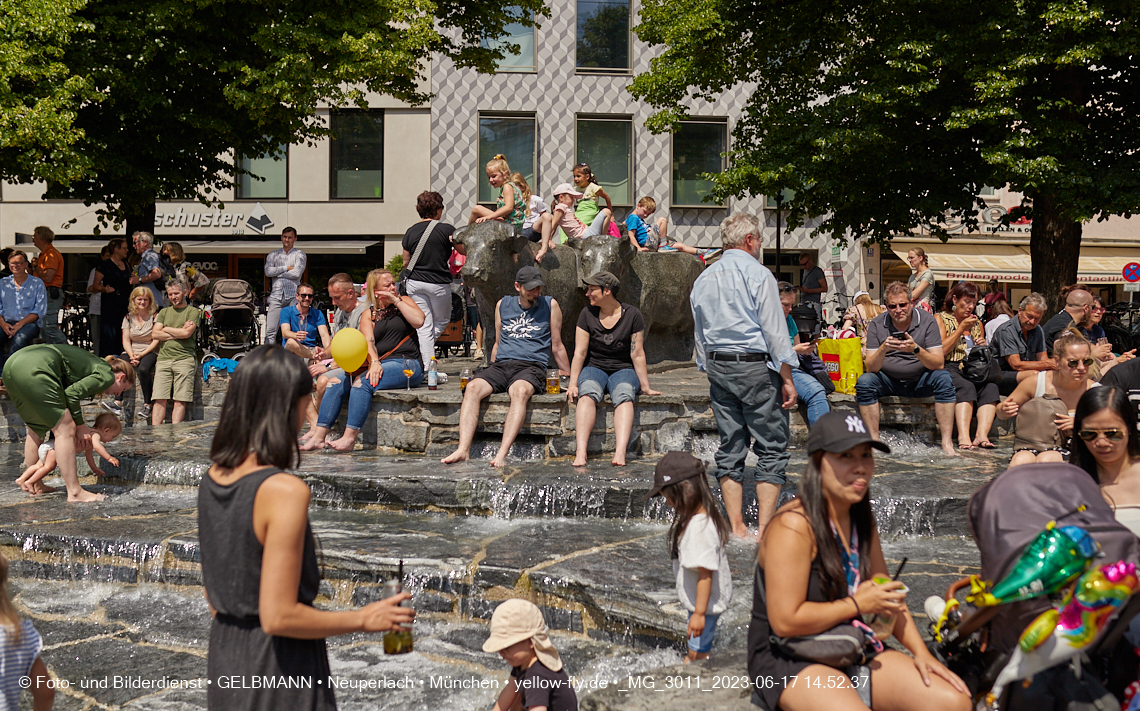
967, 462, 1140, 654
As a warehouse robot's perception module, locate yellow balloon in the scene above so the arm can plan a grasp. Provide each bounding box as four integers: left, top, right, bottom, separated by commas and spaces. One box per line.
329, 328, 368, 372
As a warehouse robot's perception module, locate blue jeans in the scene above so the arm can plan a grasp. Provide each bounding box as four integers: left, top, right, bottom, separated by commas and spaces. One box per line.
577, 366, 640, 406
791, 368, 830, 426
0, 322, 41, 371
317, 358, 423, 431
688, 612, 720, 654
855, 369, 956, 406
707, 360, 790, 487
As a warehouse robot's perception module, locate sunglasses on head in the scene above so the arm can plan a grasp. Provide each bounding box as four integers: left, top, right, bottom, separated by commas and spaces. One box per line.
1076, 429, 1126, 442
779, 285, 797, 293
1064, 357, 1094, 368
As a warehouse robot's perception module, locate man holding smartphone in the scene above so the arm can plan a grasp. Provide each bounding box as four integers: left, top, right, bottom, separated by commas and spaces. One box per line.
856, 281, 957, 456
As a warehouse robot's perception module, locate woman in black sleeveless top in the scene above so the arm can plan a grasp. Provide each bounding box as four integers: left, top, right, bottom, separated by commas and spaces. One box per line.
750, 412, 969, 711
197, 346, 414, 710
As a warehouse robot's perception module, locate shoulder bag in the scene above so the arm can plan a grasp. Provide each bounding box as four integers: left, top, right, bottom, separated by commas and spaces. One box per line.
398, 220, 439, 296
757, 568, 872, 668
962, 345, 1002, 386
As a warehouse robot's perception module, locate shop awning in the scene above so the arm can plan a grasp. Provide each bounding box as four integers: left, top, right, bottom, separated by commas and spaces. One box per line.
891, 243, 1139, 284
37, 239, 380, 255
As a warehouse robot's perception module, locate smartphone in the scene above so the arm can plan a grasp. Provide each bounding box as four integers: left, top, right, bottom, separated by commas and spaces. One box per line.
891, 331, 907, 340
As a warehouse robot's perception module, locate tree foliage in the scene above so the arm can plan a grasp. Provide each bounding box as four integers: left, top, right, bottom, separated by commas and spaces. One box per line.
629, 0, 1140, 295
2, 0, 546, 230
0, 0, 98, 185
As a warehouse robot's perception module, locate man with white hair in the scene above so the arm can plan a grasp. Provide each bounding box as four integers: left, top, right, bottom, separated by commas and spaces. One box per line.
130, 231, 165, 305
690, 213, 797, 541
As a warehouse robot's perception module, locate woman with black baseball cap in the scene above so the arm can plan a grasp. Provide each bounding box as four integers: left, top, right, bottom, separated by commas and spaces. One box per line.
748, 412, 969, 711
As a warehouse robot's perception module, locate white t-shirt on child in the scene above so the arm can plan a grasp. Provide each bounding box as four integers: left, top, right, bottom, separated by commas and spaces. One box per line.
523, 195, 548, 230
672, 513, 733, 615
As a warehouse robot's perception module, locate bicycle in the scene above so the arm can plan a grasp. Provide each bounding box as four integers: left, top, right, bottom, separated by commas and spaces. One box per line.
1103, 301, 1140, 354
61, 290, 93, 351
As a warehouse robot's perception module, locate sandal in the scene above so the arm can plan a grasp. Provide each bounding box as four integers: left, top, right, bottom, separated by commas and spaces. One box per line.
976, 441, 997, 449
957, 443, 976, 450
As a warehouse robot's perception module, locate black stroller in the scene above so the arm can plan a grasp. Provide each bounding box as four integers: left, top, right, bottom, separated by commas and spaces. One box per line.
199, 279, 259, 362
928, 462, 1140, 709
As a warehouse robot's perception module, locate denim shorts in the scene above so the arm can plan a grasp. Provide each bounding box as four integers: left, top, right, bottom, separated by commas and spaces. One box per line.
688, 612, 719, 654
577, 366, 639, 406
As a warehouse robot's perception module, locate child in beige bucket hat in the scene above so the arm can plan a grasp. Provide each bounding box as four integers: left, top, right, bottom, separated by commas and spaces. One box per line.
483, 599, 578, 710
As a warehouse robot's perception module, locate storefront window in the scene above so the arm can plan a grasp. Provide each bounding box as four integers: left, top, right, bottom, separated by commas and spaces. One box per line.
478, 115, 536, 204
331, 110, 384, 199
673, 121, 727, 207
236, 145, 288, 199
576, 117, 632, 205
576, 0, 630, 71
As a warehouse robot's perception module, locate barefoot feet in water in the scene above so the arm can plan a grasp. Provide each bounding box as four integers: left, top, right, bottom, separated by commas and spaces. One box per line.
67, 488, 104, 502
326, 434, 357, 452
440, 449, 470, 464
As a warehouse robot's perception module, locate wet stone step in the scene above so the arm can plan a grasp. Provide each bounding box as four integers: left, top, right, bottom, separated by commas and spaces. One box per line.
85, 426, 1006, 536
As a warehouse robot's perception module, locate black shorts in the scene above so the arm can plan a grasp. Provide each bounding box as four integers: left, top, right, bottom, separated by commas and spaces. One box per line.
473, 359, 546, 395
521, 226, 541, 242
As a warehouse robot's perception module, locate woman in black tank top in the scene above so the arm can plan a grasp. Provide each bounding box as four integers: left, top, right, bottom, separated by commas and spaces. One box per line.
197, 346, 415, 710
750, 412, 969, 711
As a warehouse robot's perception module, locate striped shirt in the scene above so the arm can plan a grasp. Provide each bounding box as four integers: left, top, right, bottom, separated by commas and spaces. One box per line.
1, 619, 43, 710
264, 247, 307, 302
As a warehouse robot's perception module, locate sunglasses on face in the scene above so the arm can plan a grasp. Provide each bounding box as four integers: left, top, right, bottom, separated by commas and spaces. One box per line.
1076, 429, 1126, 442
297, 294, 314, 299
886, 303, 909, 310
1064, 358, 1094, 368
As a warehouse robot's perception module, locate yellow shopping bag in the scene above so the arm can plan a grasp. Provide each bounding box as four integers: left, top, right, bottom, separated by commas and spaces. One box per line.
818, 338, 864, 395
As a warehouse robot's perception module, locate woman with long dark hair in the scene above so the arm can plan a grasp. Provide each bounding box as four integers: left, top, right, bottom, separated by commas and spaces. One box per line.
198, 346, 414, 710
90, 238, 132, 357
1071, 386, 1140, 536
749, 412, 969, 711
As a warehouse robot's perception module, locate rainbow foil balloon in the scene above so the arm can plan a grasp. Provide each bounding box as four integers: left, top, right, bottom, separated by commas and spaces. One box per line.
988, 561, 1139, 704
967, 525, 1099, 608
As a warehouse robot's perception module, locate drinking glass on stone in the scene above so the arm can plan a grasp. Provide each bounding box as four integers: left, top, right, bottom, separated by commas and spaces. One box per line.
402, 358, 415, 391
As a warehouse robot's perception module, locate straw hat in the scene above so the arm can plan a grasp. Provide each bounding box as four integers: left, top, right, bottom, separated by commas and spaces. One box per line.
482, 599, 563, 671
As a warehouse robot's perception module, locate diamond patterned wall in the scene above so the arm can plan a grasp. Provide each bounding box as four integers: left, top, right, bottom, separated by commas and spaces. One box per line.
430, 0, 861, 288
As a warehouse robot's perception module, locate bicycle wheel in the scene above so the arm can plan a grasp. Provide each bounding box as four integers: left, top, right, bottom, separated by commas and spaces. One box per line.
1106, 325, 1133, 356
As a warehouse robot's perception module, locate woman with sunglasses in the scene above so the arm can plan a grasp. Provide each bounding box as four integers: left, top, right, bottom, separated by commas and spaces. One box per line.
999, 330, 1100, 467
1071, 387, 1140, 536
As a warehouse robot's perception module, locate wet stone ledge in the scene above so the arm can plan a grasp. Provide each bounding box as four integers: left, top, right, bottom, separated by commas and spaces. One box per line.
1, 367, 944, 454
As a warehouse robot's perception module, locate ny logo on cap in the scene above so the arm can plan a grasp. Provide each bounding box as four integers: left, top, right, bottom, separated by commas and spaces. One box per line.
845, 416, 866, 434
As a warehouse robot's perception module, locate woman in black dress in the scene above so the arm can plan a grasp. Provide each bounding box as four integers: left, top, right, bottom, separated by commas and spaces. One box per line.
90, 238, 133, 357
197, 346, 414, 710
750, 412, 969, 711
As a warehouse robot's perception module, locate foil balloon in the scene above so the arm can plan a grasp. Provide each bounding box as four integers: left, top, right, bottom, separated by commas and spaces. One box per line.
967, 525, 1099, 608
988, 561, 1139, 704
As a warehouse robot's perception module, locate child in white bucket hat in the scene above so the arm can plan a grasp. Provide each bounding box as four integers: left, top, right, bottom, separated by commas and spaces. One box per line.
483, 599, 578, 710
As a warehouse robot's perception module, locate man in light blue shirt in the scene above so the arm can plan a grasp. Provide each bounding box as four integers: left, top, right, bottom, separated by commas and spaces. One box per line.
263, 226, 307, 345
0, 251, 47, 371
690, 213, 797, 541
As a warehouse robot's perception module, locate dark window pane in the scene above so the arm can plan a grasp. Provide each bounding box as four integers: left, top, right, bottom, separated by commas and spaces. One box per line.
331, 111, 384, 199
478, 116, 536, 204
673, 122, 727, 206
236, 145, 287, 199
576, 0, 629, 69
576, 119, 632, 205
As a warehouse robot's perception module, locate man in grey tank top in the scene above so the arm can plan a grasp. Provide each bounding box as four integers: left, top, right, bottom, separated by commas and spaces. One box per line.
442, 266, 571, 468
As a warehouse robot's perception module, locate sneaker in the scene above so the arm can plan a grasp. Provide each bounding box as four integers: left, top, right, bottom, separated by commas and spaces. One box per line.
472, 348, 484, 361
137, 404, 152, 421
100, 400, 123, 417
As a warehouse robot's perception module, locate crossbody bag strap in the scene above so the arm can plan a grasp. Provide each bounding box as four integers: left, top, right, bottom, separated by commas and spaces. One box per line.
405, 220, 439, 276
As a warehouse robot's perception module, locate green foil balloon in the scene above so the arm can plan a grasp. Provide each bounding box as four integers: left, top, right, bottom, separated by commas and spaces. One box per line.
968, 525, 1099, 608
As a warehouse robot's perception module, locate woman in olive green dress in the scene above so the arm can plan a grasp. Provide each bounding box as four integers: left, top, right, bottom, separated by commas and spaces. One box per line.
2, 344, 134, 502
